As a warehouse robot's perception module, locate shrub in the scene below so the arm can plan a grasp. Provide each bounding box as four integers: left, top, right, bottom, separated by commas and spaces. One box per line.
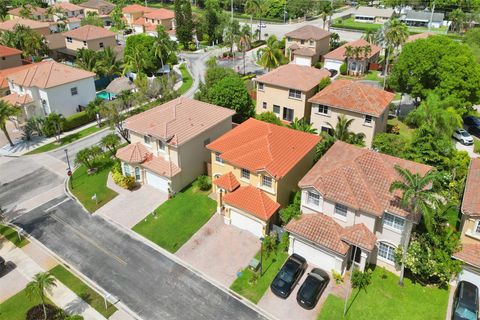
279, 231, 290, 252
111, 160, 121, 174
389, 124, 401, 135
112, 171, 136, 190
339, 63, 347, 75
251, 40, 266, 49
314, 61, 323, 69
255, 111, 283, 126
188, 42, 197, 51
195, 175, 212, 191
26, 304, 62, 320
475, 139, 480, 154
63, 111, 95, 131
318, 77, 331, 91
331, 269, 344, 284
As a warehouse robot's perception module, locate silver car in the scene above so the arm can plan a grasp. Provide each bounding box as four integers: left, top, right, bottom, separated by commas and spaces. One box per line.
453, 128, 474, 145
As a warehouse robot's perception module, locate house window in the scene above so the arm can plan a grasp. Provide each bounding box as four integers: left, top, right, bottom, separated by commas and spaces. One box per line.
364, 115, 373, 125
321, 126, 333, 136
289, 89, 302, 99
306, 191, 320, 206
273, 105, 280, 114
70, 87, 78, 95
83, 40, 87, 46
99, 42, 104, 48
283, 107, 294, 122
317, 104, 329, 115
144, 135, 151, 146
258, 82, 264, 91
123, 163, 130, 176
475, 220, 480, 234
158, 140, 166, 150
334, 203, 348, 218
241, 168, 250, 180
262, 101, 267, 109
134, 167, 141, 180
309, 40, 314, 46
378, 242, 396, 262
215, 152, 224, 163
1, 57, 5, 61
287, 37, 291, 41
203, 138, 210, 146
262, 175, 272, 188
67, 37, 72, 43
300, 40, 305, 44
383, 213, 405, 232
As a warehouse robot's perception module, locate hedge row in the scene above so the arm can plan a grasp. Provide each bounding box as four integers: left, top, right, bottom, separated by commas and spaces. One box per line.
63, 111, 95, 131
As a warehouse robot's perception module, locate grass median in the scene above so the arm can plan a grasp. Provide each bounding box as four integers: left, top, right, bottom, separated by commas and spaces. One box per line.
178, 63, 193, 95
0, 225, 29, 248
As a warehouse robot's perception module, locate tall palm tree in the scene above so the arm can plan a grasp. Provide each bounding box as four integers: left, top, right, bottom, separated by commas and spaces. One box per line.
326, 115, 366, 144
389, 165, 441, 286
26, 272, 57, 320
352, 46, 363, 75
76, 48, 99, 73
320, 4, 333, 30
124, 47, 147, 77
362, 30, 376, 44
384, 18, 409, 56
98, 47, 121, 80
0, 100, 20, 147
258, 35, 284, 71
153, 25, 175, 70
245, 0, 263, 40
290, 118, 318, 134
224, 19, 241, 55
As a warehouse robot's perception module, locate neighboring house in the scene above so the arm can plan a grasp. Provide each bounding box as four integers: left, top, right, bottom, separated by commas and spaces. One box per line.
0, 18, 52, 36
43, 0, 70, 6
63, 25, 116, 52
254, 64, 330, 123
405, 31, 434, 43
131, 8, 175, 35
122, 4, 155, 25
79, 0, 114, 25
116, 97, 235, 195
352, 6, 394, 24
400, 10, 445, 28
285, 25, 331, 66
54, 2, 85, 20
323, 38, 381, 75
308, 80, 394, 148
286, 141, 433, 274
0, 60, 96, 120
44, 33, 67, 60
8, 6, 49, 21
0, 45, 23, 70
207, 118, 319, 237
0, 64, 34, 96
453, 158, 480, 285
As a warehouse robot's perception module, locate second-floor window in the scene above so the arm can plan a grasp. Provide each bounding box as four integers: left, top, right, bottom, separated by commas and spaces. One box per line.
476, 220, 480, 234
215, 152, 224, 163
289, 89, 302, 99
241, 168, 250, 180
158, 140, 166, 151
70, 87, 78, 95
258, 82, 264, 91
144, 135, 151, 146
67, 37, 72, 43
364, 115, 373, 125
383, 213, 405, 232
309, 40, 314, 46
334, 203, 347, 218
262, 175, 272, 188
318, 105, 329, 115
306, 191, 320, 206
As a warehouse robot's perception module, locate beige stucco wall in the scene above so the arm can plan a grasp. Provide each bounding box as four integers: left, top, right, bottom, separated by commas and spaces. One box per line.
0, 54, 22, 70
124, 12, 143, 25
461, 218, 480, 245
144, 17, 173, 30
66, 36, 116, 51
286, 36, 330, 64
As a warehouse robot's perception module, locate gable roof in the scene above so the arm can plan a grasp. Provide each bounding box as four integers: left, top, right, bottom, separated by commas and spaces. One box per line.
55, 3, 84, 12
341, 223, 377, 251
223, 186, 280, 221
79, 0, 114, 12
1, 92, 33, 106
453, 243, 480, 268
0, 45, 22, 58
299, 141, 433, 218
309, 80, 394, 117
8, 6, 47, 17
207, 118, 320, 179
0, 18, 51, 31
403, 10, 444, 23
7, 60, 95, 89
0, 64, 35, 89
285, 25, 331, 41
254, 64, 330, 92
354, 6, 394, 18
125, 97, 235, 146
63, 25, 116, 40
122, 4, 154, 14
213, 172, 240, 192
324, 38, 381, 61
462, 158, 480, 217
143, 8, 175, 20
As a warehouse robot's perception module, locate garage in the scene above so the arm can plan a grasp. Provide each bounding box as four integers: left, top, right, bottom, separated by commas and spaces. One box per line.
145, 171, 169, 192
324, 59, 343, 72
230, 209, 264, 238
290, 238, 339, 272
458, 266, 480, 285
294, 55, 312, 67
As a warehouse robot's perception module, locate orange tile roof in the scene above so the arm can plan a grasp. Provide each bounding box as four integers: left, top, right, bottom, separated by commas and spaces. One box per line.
0, 92, 33, 106
462, 158, 480, 217
125, 97, 235, 146
122, 4, 154, 14
213, 172, 240, 192
8, 6, 47, 17
285, 25, 331, 41
7, 60, 95, 89
0, 45, 22, 58
142, 153, 181, 178
207, 118, 319, 179
453, 243, 480, 268
255, 64, 330, 92
79, 0, 114, 13
55, 2, 84, 12
299, 141, 433, 218
0, 18, 51, 31
116, 142, 149, 163
223, 186, 280, 221
0, 64, 34, 89
132, 16, 150, 26
406, 32, 434, 43
143, 8, 174, 20
341, 223, 377, 252
309, 80, 394, 117
63, 25, 116, 41
324, 38, 381, 61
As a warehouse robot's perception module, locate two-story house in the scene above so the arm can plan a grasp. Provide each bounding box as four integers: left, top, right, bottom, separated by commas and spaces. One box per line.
8, 5, 50, 21
116, 97, 235, 195
286, 141, 433, 274
131, 8, 175, 35
207, 118, 320, 237
63, 25, 117, 52
122, 4, 154, 26
285, 25, 331, 66
309, 80, 394, 148
323, 38, 381, 74
52, 2, 84, 30
0, 18, 52, 36
0, 60, 96, 120
255, 64, 330, 123
0, 45, 23, 70
453, 158, 480, 285
79, 0, 114, 25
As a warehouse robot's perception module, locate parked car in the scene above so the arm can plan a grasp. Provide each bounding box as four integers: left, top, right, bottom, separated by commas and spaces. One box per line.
452, 281, 479, 320
270, 254, 307, 299
296, 268, 330, 310
328, 69, 338, 78
463, 116, 480, 128
453, 128, 474, 145
468, 125, 480, 138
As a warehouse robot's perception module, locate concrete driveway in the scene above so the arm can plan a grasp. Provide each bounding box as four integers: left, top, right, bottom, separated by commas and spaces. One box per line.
176, 214, 260, 287
453, 138, 479, 158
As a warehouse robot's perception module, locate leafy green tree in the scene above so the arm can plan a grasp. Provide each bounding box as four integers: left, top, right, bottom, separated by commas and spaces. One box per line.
85, 98, 105, 127
101, 133, 121, 156
174, 0, 194, 48
153, 25, 177, 69
76, 48, 99, 73
0, 100, 20, 147
100, 100, 130, 143
344, 269, 372, 316
279, 191, 301, 224
75, 146, 102, 170
26, 272, 57, 320
97, 47, 122, 80
110, 5, 126, 31
372, 133, 408, 156
257, 35, 285, 71
205, 0, 226, 44
245, 0, 263, 39
289, 118, 317, 134
318, 77, 331, 91
449, 8, 466, 33
0, 2, 8, 21
81, 12, 104, 27
0, 25, 48, 60
255, 111, 283, 125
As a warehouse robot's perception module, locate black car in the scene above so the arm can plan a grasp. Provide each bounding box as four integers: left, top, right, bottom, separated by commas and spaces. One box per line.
464, 116, 480, 127
270, 254, 307, 299
468, 125, 480, 138
452, 281, 479, 320
296, 268, 330, 310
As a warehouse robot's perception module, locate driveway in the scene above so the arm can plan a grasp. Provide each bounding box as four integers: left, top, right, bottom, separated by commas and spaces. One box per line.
453, 138, 479, 158
176, 214, 260, 287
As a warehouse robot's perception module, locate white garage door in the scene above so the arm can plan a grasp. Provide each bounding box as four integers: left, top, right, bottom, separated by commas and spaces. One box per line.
145, 171, 169, 192
458, 267, 480, 286
294, 55, 312, 66
324, 59, 343, 71
292, 238, 337, 272
230, 210, 264, 237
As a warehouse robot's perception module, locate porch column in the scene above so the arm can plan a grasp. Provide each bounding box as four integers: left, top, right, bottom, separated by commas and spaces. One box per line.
359, 250, 368, 272
216, 189, 223, 214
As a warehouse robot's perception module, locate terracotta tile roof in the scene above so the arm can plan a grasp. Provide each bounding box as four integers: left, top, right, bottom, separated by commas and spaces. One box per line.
116, 142, 149, 163
0, 92, 33, 106
309, 80, 394, 117
63, 25, 116, 40
79, 0, 114, 13
324, 38, 381, 61
142, 153, 181, 178
213, 172, 240, 192
0, 64, 34, 89
453, 243, 480, 268
143, 8, 174, 20
0, 18, 51, 31
285, 25, 331, 41
8, 6, 47, 17
125, 97, 235, 146
132, 16, 150, 26
207, 118, 320, 179
341, 223, 377, 252
223, 186, 280, 221
122, 4, 154, 14
44, 33, 67, 50
55, 3, 84, 12
0, 45, 22, 58
406, 32, 434, 43
293, 47, 316, 57
7, 60, 95, 89
462, 158, 480, 217
255, 64, 330, 92
299, 141, 433, 218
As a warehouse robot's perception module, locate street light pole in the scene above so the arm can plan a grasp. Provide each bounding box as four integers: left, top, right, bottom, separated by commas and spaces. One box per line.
64, 149, 73, 188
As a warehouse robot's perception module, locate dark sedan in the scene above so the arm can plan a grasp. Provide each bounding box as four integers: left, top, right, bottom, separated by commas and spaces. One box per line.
452, 281, 479, 320
463, 116, 480, 128
296, 268, 330, 309
270, 254, 307, 299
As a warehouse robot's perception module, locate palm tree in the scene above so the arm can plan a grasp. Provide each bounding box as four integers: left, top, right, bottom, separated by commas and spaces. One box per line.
0, 2, 8, 22
224, 19, 241, 55
326, 115, 366, 145
26, 272, 57, 320
0, 100, 20, 147
98, 47, 121, 80
257, 35, 284, 71
352, 46, 363, 75
362, 30, 376, 44
389, 165, 441, 286
290, 118, 318, 134
320, 4, 333, 30
245, 0, 263, 40
153, 25, 176, 70
449, 9, 465, 33
124, 47, 148, 77
344, 45, 354, 73
76, 48, 99, 73
101, 133, 121, 156
384, 18, 409, 56
19, 4, 33, 19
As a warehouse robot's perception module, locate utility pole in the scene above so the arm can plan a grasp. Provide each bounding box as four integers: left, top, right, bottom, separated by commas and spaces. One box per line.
428, 1, 435, 30
283, 1, 287, 24
231, 0, 234, 21
383, 45, 389, 89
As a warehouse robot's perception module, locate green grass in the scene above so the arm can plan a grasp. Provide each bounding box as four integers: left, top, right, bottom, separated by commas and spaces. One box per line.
26, 125, 103, 155
178, 63, 193, 95
132, 184, 216, 253
474, 138, 480, 154
0, 288, 54, 320
337, 71, 383, 84
388, 118, 414, 140
49, 265, 117, 318
317, 267, 449, 320
332, 17, 382, 32
230, 248, 289, 304
0, 225, 29, 248
70, 159, 118, 213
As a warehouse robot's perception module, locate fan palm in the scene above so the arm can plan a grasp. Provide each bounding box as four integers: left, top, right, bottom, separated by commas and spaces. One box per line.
26, 272, 57, 320
98, 47, 122, 80
0, 100, 20, 147
257, 35, 284, 71
326, 115, 366, 145
245, 0, 263, 40
290, 118, 318, 134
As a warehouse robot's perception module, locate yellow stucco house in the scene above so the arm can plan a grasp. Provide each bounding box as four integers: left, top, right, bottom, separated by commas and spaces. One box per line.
285, 25, 331, 66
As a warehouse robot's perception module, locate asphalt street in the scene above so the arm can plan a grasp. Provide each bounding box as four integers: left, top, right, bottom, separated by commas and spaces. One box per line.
13, 196, 267, 320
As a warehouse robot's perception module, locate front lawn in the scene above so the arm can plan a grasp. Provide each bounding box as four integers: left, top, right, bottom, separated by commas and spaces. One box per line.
317, 267, 449, 320
70, 159, 118, 213
49, 265, 117, 318
230, 248, 289, 304
388, 118, 414, 141
0, 225, 29, 248
0, 288, 53, 320
178, 63, 193, 95
332, 17, 382, 32
132, 183, 216, 253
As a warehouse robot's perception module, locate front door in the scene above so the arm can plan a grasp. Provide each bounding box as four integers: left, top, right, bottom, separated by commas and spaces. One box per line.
350, 246, 362, 267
